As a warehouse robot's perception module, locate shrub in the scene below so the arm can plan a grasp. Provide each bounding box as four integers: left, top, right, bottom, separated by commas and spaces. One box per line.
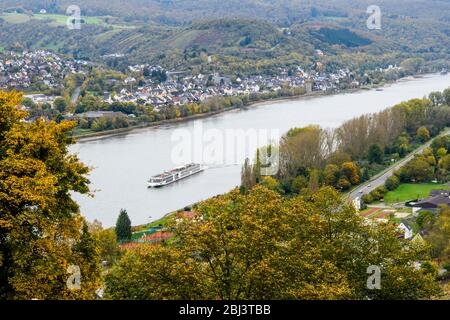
361, 194, 374, 204
385, 175, 400, 191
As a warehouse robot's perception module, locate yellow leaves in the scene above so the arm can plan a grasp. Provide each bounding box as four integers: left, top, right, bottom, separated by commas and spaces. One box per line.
106, 182, 440, 300
0, 90, 99, 300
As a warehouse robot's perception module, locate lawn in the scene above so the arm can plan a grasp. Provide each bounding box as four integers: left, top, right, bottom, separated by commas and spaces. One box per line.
384, 183, 450, 204
0, 13, 31, 24
34, 13, 105, 26
1, 12, 136, 30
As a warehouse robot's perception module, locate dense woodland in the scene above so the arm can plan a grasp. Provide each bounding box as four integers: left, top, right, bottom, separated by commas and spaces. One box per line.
0, 1, 448, 76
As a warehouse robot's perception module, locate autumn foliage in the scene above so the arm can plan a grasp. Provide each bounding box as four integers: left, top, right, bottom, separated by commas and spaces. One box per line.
0, 91, 101, 299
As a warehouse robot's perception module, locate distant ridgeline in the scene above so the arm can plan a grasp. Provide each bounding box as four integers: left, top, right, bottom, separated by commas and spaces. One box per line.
0, 0, 448, 75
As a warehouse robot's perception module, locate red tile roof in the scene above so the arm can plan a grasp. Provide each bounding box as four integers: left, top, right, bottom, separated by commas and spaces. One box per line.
141, 231, 175, 243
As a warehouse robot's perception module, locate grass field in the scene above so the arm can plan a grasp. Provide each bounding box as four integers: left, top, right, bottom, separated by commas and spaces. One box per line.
384, 183, 450, 204
1, 12, 135, 29
34, 13, 105, 26
0, 13, 31, 24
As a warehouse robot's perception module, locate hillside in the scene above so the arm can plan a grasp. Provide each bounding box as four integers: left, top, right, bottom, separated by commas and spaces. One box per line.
0, 0, 448, 76
1, 0, 449, 25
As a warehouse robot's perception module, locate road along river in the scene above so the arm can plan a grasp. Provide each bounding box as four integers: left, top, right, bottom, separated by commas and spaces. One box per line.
71, 73, 450, 227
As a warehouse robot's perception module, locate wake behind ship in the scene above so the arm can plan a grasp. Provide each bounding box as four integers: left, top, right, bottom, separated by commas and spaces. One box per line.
148, 163, 204, 187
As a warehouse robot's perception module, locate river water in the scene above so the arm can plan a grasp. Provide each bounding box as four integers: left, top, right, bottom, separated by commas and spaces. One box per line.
71, 73, 450, 227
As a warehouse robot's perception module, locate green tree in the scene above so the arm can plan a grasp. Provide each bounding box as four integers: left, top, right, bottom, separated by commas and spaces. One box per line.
436, 147, 447, 159
115, 209, 132, 242
443, 88, 450, 106
291, 175, 308, 194
385, 175, 400, 191
308, 169, 320, 191
368, 144, 384, 164
416, 127, 430, 143
253, 149, 262, 184
361, 167, 371, 182
240, 158, 255, 194
400, 157, 434, 182
429, 91, 444, 106
337, 177, 351, 190
438, 154, 450, 171
324, 164, 340, 186
0, 91, 100, 299
53, 97, 68, 113
88, 221, 121, 266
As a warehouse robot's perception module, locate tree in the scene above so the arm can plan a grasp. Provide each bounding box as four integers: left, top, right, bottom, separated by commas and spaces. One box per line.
105, 186, 440, 300
53, 97, 68, 113
443, 88, 450, 106
400, 156, 434, 183
240, 158, 255, 193
291, 175, 308, 194
341, 162, 360, 185
426, 207, 450, 263
385, 175, 400, 191
368, 144, 384, 164
439, 154, 450, 172
115, 209, 132, 242
436, 147, 447, 159
88, 221, 121, 266
337, 177, 351, 190
253, 149, 261, 184
0, 91, 100, 299
416, 127, 430, 143
260, 176, 281, 192
361, 167, 371, 182
400, 57, 424, 73
308, 169, 320, 191
324, 164, 339, 186
429, 91, 444, 106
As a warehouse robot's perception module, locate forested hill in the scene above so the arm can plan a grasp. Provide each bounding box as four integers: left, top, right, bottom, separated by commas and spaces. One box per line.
1, 0, 449, 25
0, 0, 448, 76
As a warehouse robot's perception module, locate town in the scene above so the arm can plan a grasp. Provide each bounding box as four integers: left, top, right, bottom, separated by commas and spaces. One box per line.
1, 49, 404, 126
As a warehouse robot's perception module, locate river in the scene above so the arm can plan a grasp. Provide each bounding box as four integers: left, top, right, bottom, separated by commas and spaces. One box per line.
71, 73, 450, 227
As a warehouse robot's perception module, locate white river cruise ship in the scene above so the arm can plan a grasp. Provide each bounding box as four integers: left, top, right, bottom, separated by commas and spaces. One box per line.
148, 163, 204, 187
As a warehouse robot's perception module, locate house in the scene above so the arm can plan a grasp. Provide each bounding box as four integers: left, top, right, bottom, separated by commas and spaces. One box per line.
212, 76, 231, 86
411, 192, 450, 215
411, 233, 425, 245
397, 221, 413, 239
352, 197, 362, 211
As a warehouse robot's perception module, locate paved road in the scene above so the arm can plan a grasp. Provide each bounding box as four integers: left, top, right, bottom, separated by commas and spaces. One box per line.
348, 129, 450, 201
71, 86, 81, 104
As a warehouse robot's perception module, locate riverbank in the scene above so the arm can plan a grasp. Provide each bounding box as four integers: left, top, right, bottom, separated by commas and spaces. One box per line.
74, 90, 330, 142
74, 74, 422, 143
72, 72, 450, 227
